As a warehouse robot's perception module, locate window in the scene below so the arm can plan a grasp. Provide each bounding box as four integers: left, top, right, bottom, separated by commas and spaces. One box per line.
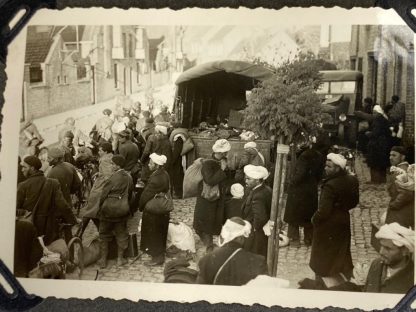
57, 76, 60, 84
77, 65, 87, 80
330, 81, 356, 94
122, 33, 127, 58
350, 58, 356, 70
114, 63, 118, 88
29, 65, 43, 83
63, 76, 67, 84
316, 82, 330, 94
394, 55, 403, 97
129, 34, 134, 58
136, 62, 140, 84
357, 58, 363, 72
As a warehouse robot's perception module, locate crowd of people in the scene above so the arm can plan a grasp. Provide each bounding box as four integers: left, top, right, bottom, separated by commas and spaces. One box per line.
14, 97, 414, 294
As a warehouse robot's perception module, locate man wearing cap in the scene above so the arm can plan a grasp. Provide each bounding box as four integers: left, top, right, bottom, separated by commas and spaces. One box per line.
59, 130, 76, 165
58, 117, 90, 150
309, 153, 359, 282
364, 223, 414, 293
196, 217, 268, 285
97, 155, 134, 268
94, 109, 114, 142
193, 139, 232, 253
241, 164, 272, 257
117, 129, 140, 185
15, 156, 77, 276
235, 142, 265, 183
47, 147, 82, 211
138, 153, 171, 265
140, 124, 172, 183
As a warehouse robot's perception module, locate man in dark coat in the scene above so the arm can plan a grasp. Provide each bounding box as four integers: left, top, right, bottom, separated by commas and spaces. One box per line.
241, 165, 272, 258
140, 125, 172, 183
364, 223, 414, 294
47, 147, 82, 210
284, 143, 325, 247
138, 153, 171, 265
197, 217, 268, 285
117, 129, 140, 185
59, 130, 76, 165
193, 139, 231, 253
15, 156, 77, 276
97, 155, 133, 268
366, 105, 392, 183
168, 124, 188, 198
310, 153, 359, 281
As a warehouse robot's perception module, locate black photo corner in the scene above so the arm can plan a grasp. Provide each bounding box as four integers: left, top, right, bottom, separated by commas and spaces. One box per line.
0, 0, 416, 311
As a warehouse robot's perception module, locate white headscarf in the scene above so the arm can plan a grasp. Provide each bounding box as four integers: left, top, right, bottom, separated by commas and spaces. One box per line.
373, 105, 388, 119
244, 141, 256, 149
155, 125, 168, 135
218, 218, 252, 247
212, 139, 231, 153
230, 183, 244, 199
149, 153, 167, 166
327, 153, 347, 169
375, 223, 415, 252
244, 165, 269, 180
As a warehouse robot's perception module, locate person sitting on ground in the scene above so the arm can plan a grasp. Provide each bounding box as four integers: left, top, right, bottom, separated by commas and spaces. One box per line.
224, 183, 245, 219
235, 142, 265, 184
196, 217, 268, 286
385, 164, 415, 229
364, 223, 414, 294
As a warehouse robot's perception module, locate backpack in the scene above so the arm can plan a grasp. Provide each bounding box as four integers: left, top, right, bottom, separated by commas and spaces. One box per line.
183, 158, 204, 198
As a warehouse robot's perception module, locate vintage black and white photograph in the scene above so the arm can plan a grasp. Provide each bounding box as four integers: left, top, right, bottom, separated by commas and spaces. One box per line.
2, 7, 415, 307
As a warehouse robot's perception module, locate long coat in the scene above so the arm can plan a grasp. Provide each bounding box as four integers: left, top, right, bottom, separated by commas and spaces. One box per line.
366, 114, 392, 170
310, 170, 359, 278
193, 158, 228, 235
170, 135, 184, 197
284, 148, 325, 226
364, 257, 414, 293
16, 171, 77, 245
118, 140, 140, 172
98, 169, 133, 222
140, 133, 172, 182
47, 161, 81, 208
385, 185, 415, 229
138, 168, 170, 257
196, 241, 268, 285
83, 153, 113, 218
241, 183, 272, 257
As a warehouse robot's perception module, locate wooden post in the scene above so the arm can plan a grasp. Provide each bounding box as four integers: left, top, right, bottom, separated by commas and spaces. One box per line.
267, 136, 284, 276
272, 146, 288, 276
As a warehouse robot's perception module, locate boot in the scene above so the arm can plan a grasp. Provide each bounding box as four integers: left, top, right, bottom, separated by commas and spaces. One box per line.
117, 247, 128, 266
97, 241, 108, 269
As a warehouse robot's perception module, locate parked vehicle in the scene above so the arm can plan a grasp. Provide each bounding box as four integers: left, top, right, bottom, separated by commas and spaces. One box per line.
317, 70, 363, 147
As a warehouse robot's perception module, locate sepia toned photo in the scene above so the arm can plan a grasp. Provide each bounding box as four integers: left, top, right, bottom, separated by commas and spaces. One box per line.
1, 7, 415, 310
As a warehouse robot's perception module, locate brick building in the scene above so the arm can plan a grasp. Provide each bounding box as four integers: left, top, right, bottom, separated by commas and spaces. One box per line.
349, 25, 414, 146
22, 25, 175, 123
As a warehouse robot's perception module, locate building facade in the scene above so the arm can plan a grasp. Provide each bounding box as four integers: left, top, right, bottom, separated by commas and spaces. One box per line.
349, 25, 414, 146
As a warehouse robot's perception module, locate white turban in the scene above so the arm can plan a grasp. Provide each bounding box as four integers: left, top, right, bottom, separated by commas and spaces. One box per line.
375, 223, 415, 252
218, 218, 252, 247
327, 153, 347, 169
155, 125, 168, 135
244, 165, 269, 180
149, 153, 167, 166
231, 183, 244, 199
244, 141, 257, 149
212, 139, 231, 153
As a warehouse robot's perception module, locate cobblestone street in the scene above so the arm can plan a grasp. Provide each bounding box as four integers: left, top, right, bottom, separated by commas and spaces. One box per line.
68, 153, 388, 289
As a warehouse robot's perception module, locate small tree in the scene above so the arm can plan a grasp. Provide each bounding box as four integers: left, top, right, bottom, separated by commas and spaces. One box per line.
242, 52, 328, 275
